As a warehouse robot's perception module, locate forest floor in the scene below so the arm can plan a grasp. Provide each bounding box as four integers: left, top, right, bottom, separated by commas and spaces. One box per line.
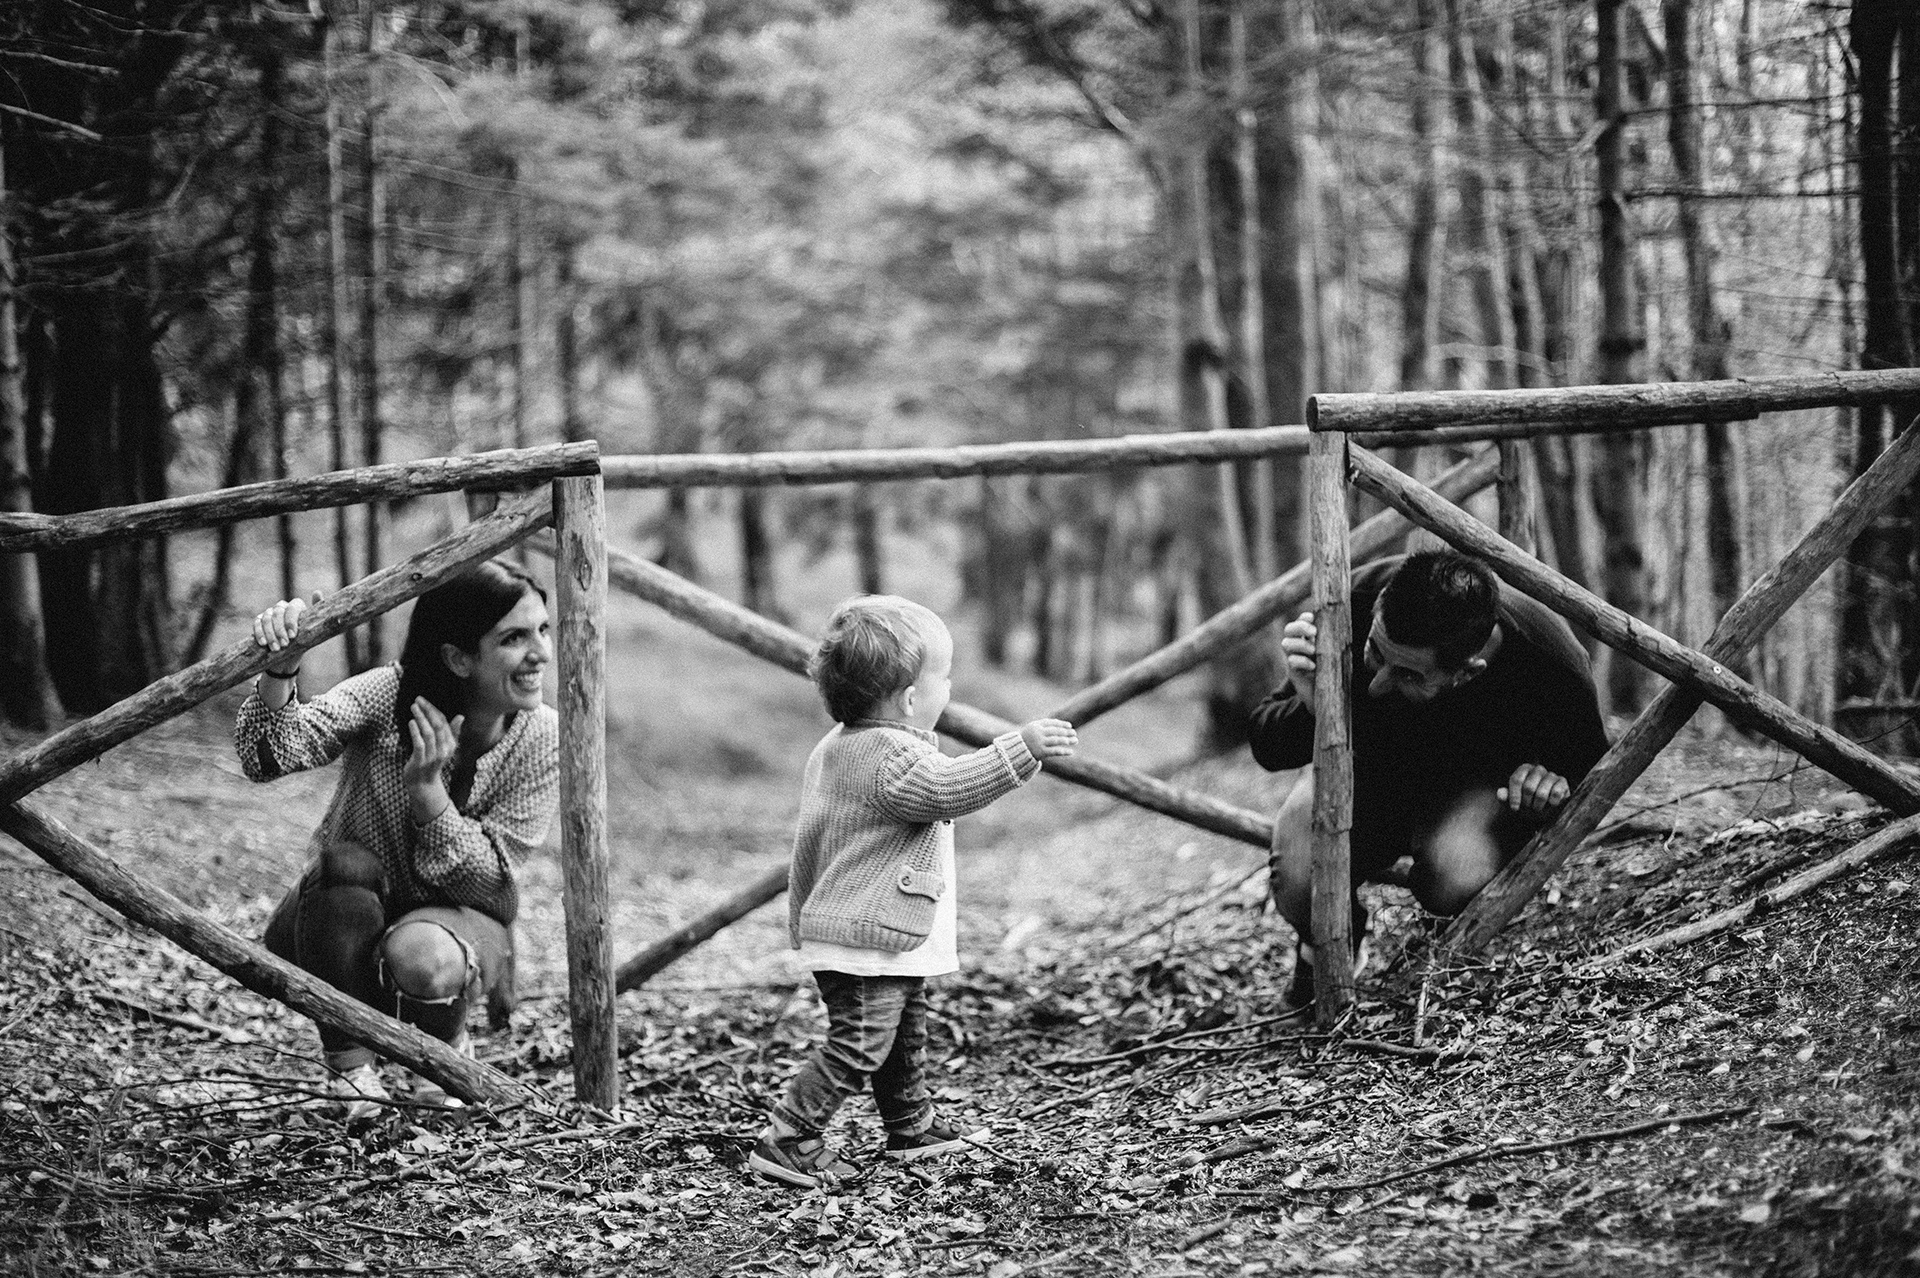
3, 595, 1920, 1278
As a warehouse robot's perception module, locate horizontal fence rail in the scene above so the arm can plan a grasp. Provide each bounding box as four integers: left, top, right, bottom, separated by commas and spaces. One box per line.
600, 426, 1312, 489
0, 442, 597, 554
1311, 368, 1920, 434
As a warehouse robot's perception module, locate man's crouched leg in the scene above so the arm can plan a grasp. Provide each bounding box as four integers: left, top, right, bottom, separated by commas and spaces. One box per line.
1268, 766, 1369, 1009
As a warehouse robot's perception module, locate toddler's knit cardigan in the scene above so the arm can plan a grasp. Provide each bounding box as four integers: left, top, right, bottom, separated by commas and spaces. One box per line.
788, 719, 1039, 952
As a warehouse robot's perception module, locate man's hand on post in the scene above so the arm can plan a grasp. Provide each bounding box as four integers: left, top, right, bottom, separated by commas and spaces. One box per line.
1498, 763, 1570, 817
1281, 610, 1319, 702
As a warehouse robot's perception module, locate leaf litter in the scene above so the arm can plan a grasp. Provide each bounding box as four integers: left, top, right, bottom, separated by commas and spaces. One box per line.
1, 713, 1918, 1276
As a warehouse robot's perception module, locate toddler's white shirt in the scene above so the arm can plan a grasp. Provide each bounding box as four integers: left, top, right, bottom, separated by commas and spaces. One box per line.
794, 837, 958, 978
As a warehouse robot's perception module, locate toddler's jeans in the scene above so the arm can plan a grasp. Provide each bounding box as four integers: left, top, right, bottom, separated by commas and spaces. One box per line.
774, 971, 935, 1140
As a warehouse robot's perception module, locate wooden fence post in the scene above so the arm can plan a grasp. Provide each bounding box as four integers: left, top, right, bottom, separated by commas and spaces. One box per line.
1307, 427, 1355, 1022
554, 474, 616, 1111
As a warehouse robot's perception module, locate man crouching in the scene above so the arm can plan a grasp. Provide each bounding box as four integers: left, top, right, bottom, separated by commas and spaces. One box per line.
1247, 549, 1610, 1008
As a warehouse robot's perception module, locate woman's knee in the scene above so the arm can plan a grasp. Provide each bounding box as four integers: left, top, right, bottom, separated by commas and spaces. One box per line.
320, 842, 385, 891
380, 920, 471, 1001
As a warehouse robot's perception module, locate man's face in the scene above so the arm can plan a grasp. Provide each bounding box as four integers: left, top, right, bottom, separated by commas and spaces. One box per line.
1362, 611, 1468, 703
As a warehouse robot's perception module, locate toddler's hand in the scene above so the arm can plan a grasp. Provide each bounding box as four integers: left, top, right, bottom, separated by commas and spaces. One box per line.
1020, 718, 1078, 761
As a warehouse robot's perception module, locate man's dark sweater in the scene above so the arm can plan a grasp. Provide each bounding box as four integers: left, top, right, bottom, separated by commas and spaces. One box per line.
1247, 556, 1610, 864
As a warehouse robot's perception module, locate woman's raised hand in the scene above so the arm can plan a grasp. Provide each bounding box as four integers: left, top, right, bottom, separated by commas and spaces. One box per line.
252, 593, 323, 676
402, 697, 464, 824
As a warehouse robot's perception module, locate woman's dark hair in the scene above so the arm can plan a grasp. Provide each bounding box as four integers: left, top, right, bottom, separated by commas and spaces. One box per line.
1377, 550, 1499, 669
393, 558, 545, 747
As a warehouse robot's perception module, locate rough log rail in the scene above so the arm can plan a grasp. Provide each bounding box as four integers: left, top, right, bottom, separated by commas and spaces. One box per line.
0, 443, 597, 554
1310, 368, 1920, 433
1346, 444, 1920, 816
600, 427, 1310, 488
1445, 412, 1920, 953
596, 402, 1861, 489
0, 486, 554, 805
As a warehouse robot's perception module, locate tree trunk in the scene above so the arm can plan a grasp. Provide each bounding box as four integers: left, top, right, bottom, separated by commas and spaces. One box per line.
1260, 0, 1315, 570
1446, 0, 1516, 393
324, 0, 364, 671
1180, 0, 1256, 604
1840, 0, 1920, 751
359, 0, 387, 665
1399, 0, 1447, 394
1594, 0, 1649, 711
184, 398, 258, 664
1230, 0, 1276, 585
851, 486, 883, 595
738, 485, 783, 623
0, 136, 62, 728
189, 38, 289, 663
1664, 0, 1744, 659
557, 245, 585, 445
509, 15, 533, 453
258, 38, 295, 602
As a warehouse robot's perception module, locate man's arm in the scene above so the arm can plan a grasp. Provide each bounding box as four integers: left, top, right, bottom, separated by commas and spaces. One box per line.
1498, 622, 1611, 819
1247, 611, 1319, 772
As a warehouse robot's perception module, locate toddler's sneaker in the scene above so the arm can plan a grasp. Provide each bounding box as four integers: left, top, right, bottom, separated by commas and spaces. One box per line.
327, 1062, 392, 1122
885, 1120, 990, 1162
748, 1133, 862, 1190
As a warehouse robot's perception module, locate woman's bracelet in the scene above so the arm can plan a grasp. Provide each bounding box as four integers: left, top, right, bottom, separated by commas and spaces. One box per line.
263, 667, 300, 681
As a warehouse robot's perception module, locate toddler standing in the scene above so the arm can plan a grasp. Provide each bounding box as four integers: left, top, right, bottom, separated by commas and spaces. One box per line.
749, 595, 1076, 1189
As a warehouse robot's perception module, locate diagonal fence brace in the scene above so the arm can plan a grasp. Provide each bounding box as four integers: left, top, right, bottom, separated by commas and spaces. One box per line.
0, 486, 555, 807
1443, 413, 1920, 953
1347, 445, 1920, 817
1, 799, 536, 1108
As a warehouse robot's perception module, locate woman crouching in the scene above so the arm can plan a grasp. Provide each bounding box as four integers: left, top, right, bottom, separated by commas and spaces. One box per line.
237, 560, 559, 1117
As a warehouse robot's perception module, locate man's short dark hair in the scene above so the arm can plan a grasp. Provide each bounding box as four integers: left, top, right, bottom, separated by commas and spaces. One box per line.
1377, 550, 1499, 669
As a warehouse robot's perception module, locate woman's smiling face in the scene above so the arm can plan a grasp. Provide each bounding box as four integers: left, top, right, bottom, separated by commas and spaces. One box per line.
451, 590, 551, 720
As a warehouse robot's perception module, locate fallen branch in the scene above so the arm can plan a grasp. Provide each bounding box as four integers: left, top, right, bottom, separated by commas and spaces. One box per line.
1598, 812, 1920, 965
1042, 1015, 1311, 1069
1184, 1095, 1314, 1128
1336, 1036, 1480, 1065
1177, 1218, 1234, 1249
1299, 1105, 1753, 1194
1174, 1131, 1290, 1169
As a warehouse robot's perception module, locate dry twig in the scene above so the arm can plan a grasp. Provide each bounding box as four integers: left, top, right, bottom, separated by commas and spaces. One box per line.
1598, 813, 1920, 964
1299, 1105, 1753, 1194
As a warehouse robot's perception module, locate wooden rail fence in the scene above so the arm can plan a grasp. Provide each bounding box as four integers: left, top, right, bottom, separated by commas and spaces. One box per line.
1300, 367, 1920, 1024
9, 364, 1918, 1100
